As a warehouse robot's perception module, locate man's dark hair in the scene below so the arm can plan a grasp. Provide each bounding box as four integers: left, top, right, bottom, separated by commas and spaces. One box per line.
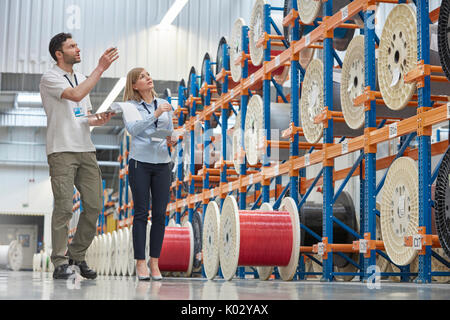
49, 33, 72, 62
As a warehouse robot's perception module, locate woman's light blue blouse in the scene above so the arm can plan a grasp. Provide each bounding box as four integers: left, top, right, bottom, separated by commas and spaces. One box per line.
123, 98, 174, 164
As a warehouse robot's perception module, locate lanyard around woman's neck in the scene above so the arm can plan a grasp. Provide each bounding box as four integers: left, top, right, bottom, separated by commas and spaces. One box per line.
141, 100, 159, 128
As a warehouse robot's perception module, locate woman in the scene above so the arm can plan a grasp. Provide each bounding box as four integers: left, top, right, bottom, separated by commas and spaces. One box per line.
122, 68, 176, 280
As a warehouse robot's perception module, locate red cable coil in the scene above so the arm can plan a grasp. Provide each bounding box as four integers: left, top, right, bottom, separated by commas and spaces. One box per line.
159, 227, 191, 272
238, 210, 293, 266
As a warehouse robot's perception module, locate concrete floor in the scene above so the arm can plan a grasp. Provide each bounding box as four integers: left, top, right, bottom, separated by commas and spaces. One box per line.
0, 271, 449, 300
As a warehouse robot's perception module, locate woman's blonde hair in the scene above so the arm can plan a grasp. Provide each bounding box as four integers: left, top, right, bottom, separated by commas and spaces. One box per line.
123, 67, 158, 102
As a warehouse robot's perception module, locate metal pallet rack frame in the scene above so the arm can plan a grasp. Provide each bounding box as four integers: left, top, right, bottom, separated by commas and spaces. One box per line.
114, 0, 450, 283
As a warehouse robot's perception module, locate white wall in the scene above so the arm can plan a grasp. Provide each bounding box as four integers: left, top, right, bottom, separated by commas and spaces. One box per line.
0, 165, 53, 248
0, 0, 285, 81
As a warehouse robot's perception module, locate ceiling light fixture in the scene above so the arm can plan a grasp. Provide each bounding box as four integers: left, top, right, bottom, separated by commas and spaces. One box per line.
158, 0, 189, 27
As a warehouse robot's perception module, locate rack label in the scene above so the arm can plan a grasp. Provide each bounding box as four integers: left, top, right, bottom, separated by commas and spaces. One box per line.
274, 164, 279, 176
305, 154, 310, 166
447, 102, 450, 119
249, 174, 254, 185
229, 183, 233, 193
251, 74, 255, 85
317, 242, 324, 256
210, 189, 214, 198
230, 89, 234, 98
305, 34, 311, 47
341, 6, 348, 20
413, 235, 422, 250
275, 55, 280, 67
342, 140, 349, 155
389, 123, 398, 139
359, 240, 368, 254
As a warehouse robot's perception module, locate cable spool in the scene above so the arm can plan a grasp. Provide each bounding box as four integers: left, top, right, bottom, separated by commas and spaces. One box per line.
341, 35, 418, 130
230, 18, 249, 84
89, 236, 97, 273
162, 88, 172, 101
219, 196, 300, 281
216, 37, 236, 96
115, 229, 124, 276
120, 227, 130, 276
435, 147, 450, 259
283, 0, 315, 69
104, 232, 112, 276
380, 157, 419, 266
379, 4, 450, 111
127, 226, 135, 276
183, 121, 204, 178
249, 0, 290, 83
244, 94, 291, 166
96, 235, 103, 275
202, 201, 221, 280
296, 0, 357, 51
100, 234, 107, 276
300, 59, 365, 143
439, 0, 450, 81
341, 35, 368, 130
232, 110, 244, 175
186, 66, 203, 119
191, 211, 204, 272
0, 240, 23, 271
300, 191, 358, 268
110, 231, 117, 276
167, 219, 178, 227
158, 221, 194, 277
378, 4, 417, 111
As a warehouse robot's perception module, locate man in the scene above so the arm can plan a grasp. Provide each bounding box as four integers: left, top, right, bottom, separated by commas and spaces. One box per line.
40, 33, 119, 280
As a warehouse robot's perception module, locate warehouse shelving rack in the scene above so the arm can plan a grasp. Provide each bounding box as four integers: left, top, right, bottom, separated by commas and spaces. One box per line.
163, 0, 450, 283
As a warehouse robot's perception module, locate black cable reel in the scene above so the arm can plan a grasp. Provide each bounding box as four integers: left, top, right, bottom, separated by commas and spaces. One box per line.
438, 0, 450, 81
435, 147, 450, 259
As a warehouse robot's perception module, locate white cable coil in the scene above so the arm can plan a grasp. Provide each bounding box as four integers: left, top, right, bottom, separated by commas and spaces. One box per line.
0, 240, 23, 271
378, 4, 450, 111
244, 94, 291, 166
380, 157, 419, 266
249, 0, 290, 84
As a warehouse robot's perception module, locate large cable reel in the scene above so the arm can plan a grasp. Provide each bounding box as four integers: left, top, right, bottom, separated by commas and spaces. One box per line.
378, 3, 450, 111
302, 191, 359, 281
296, 0, 358, 51
283, 0, 315, 69
435, 147, 450, 259
380, 157, 419, 266
438, 0, 450, 81
248, 0, 290, 84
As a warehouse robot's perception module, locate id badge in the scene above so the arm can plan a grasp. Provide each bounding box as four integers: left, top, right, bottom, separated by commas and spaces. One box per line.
73, 103, 85, 118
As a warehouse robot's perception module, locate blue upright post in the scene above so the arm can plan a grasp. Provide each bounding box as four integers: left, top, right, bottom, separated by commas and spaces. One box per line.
262, 3, 272, 204
203, 58, 212, 219
189, 71, 198, 222
220, 41, 230, 210
322, 0, 334, 282
239, 25, 250, 210
125, 135, 131, 221
290, 0, 300, 210
176, 83, 186, 224
363, 5, 378, 280
416, 0, 432, 283
118, 139, 124, 222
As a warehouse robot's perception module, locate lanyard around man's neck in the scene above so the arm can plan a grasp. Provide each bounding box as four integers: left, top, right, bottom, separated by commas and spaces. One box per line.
64, 73, 79, 88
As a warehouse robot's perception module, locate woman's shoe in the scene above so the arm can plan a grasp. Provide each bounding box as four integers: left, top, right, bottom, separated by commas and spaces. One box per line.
151, 273, 163, 281
137, 273, 150, 281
